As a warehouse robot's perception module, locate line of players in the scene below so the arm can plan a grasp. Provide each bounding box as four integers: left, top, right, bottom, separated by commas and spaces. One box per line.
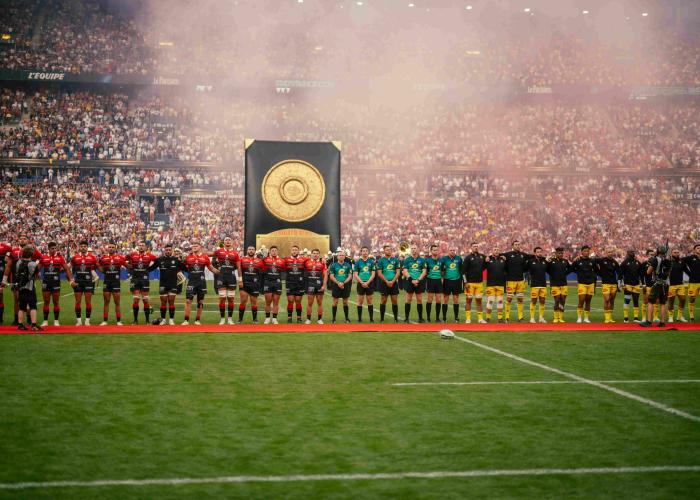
2, 236, 700, 327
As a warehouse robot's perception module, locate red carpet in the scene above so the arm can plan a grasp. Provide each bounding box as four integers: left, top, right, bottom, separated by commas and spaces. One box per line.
1, 322, 698, 335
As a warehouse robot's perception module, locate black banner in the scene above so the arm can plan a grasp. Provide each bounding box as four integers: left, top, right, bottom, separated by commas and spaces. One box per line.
245, 140, 340, 250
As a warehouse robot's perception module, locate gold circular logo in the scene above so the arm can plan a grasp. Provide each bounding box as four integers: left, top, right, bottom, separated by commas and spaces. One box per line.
262, 160, 325, 222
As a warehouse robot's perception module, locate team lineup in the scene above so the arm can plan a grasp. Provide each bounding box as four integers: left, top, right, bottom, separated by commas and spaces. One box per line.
2, 236, 700, 331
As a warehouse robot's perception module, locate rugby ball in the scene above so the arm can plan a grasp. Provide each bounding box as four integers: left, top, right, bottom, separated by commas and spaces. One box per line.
439, 329, 455, 340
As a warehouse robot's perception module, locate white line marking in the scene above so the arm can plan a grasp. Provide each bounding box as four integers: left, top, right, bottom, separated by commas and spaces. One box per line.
1, 465, 699, 490
453, 335, 700, 423
392, 380, 700, 387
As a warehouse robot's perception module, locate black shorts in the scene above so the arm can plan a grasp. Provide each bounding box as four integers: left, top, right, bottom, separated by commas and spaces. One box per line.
103, 280, 121, 293
307, 280, 324, 295
442, 279, 463, 296
130, 277, 150, 292
216, 274, 237, 289
377, 280, 399, 296
331, 282, 352, 299
356, 281, 375, 295
286, 281, 305, 296
242, 281, 260, 296
648, 283, 668, 305
405, 279, 427, 294
426, 278, 443, 294
159, 283, 179, 295
186, 282, 207, 301
18, 289, 37, 310
41, 280, 61, 293
74, 281, 95, 293
263, 280, 282, 295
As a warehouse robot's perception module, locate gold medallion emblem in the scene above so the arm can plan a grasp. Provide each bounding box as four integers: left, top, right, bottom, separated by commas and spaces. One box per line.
262, 160, 325, 222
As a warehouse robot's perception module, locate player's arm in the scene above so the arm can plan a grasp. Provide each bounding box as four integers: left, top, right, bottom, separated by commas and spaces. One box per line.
321, 265, 328, 291
377, 264, 387, 284
62, 258, 76, 284
2, 254, 12, 283
343, 266, 353, 286
205, 256, 219, 274
417, 261, 427, 282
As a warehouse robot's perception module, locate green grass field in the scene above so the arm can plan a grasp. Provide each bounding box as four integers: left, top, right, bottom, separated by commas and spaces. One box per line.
1, 283, 700, 498
2, 281, 697, 325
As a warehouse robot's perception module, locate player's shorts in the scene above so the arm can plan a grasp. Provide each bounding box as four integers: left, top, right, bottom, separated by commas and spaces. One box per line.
465, 282, 484, 298
688, 283, 700, 297
486, 285, 505, 297
130, 277, 150, 292
18, 289, 37, 310
263, 280, 282, 295
601, 283, 618, 295
624, 284, 641, 294
216, 274, 237, 289
442, 279, 462, 296
331, 282, 352, 299
307, 280, 325, 296
550, 285, 568, 297
356, 281, 375, 295
103, 280, 121, 293
41, 280, 61, 293
405, 279, 427, 294
577, 283, 595, 296
648, 283, 668, 305
242, 281, 261, 296
159, 284, 179, 295
506, 280, 526, 295
186, 282, 207, 301
377, 280, 399, 296
530, 287, 547, 299
286, 281, 305, 296
74, 280, 95, 293
426, 278, 443, 294
668, 285, 686, 298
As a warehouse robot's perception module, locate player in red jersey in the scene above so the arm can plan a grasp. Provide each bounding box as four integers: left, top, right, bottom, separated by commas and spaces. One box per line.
0, 241, 12, 324
2, 235, 42, 325
98, 242, 128, 326
126, 241, 157, 324
212, 237, 242, 325
182, 242, 219, 325
238, 246, 264, 323
39, 242, 75, 327
70, 240, 99, 326
284, 245, 307, 323
304, 248, 328, 324
262, 245, 286, 324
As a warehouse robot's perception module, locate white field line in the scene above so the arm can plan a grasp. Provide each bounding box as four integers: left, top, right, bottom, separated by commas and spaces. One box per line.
392, 380, 700, 387
1, 465, 699, 490
453, 335, 700, 423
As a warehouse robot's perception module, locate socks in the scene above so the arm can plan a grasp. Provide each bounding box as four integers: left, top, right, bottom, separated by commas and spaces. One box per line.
530, 303, 536, 319
219, 299, 226, 318
577, 307, 583, 319
160, 305, 167, 319
143, 303, 149, 322
169, 305, 175, 319
239, 304, 246, 322
53, 306, 60, 321
452, 303, 459, 322
343, 305, 349, 320
417, 303, 423, 321
380, 304, 386, 321
538, 303, 544, 318
505, 301, 511, 320
287, 303, 293, 320
357, 305, 363, 321
517, 302, 524, 320
392, 304, 398, 321
442, 303, 448, 321
332, 306, 338, 321
426, 302, 432, 319
477, 311, 483, 322
75, 305, 82, 319
368, 304, 374, 321
405, 303, 411, 320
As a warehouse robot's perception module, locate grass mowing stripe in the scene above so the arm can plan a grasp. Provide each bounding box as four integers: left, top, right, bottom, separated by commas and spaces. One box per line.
392, 379, 700, 386
454, 335, 700, 423
1, 466, 700, 490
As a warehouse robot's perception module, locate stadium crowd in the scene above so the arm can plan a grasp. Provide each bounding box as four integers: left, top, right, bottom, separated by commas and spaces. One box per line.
0, 88, 699, 171
1, 172, 698, 258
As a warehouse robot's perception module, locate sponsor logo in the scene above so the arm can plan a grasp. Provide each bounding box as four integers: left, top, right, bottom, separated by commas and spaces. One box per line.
27, 72, 65, 80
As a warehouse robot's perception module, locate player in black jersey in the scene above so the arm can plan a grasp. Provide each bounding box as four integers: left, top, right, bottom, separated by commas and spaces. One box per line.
151, 244, 185, 325
595, 248, 621, 324
619, 250, 643, 323
684, 244, 700, 321
641, 249, 659, 322
667, 249, 688, 323
640, 246, 672, 327
526, 247, 549, 323
571, 245, 596, 323
547, 247, 570, 323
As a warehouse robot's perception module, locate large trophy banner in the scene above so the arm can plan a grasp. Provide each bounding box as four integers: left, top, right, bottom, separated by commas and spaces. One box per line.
244, 140, 341, 256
